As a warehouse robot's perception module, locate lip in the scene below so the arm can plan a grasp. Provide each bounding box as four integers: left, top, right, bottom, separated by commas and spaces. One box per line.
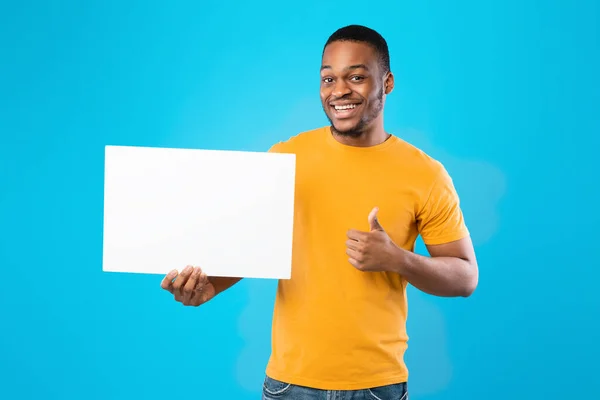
330, 102, 362, 119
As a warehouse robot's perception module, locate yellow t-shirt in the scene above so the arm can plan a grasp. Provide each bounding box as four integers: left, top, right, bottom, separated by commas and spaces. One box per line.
265, 126, 470, 390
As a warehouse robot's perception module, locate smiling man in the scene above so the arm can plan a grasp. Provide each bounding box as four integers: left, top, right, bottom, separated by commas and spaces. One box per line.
161, 25, 478, 399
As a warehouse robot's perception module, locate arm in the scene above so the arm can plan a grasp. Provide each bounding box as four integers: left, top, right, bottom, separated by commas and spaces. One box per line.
211, 277, 243, 296
403, 163, 478, 297
392, 236, 478, 297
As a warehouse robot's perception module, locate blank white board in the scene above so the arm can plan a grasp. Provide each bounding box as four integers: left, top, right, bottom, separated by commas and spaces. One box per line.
102, 145, 296, 279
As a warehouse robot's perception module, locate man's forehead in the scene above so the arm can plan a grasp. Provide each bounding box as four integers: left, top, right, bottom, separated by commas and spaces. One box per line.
321, 41, 377, 69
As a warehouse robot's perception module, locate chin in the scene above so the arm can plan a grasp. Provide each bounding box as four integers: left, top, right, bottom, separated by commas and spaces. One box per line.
331, 119, 364, 137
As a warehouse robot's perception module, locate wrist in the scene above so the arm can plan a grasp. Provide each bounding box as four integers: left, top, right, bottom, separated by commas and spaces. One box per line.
388, 244, 410, 275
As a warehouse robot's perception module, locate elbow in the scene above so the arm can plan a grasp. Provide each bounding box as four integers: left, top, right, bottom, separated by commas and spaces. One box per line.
460, 279, 477, 297
460, 263, 479, 297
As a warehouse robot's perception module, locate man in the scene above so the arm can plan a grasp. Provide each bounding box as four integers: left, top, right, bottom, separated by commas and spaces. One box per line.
161, 25, 478, 399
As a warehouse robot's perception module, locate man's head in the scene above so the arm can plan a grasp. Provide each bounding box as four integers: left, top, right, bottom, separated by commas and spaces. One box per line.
320, 25, 394, 138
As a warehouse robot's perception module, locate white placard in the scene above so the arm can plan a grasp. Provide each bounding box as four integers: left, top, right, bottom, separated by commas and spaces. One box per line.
102, 145, 296, 279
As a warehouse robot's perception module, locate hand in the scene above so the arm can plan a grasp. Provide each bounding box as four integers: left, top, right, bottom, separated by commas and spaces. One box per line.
160, 265, 216, 306
346, 207, 402, 272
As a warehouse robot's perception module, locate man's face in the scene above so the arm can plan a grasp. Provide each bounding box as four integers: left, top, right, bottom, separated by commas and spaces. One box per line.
320, 40, 392, 137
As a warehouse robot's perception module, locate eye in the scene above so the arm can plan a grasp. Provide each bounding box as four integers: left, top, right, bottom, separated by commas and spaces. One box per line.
322, 77, 333, 84
350, 75, 365, 82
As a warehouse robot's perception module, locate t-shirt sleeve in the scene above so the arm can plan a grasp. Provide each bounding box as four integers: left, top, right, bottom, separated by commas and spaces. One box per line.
416, 164, 470, 246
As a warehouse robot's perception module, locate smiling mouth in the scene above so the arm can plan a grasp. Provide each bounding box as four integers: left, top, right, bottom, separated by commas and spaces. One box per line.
331, 103, 362, 118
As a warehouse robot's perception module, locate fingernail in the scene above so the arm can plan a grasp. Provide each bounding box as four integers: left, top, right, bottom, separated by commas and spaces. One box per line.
183, 266, 192, 273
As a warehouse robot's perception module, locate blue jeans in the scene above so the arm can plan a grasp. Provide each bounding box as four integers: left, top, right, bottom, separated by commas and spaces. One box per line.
262, 376, 408, 400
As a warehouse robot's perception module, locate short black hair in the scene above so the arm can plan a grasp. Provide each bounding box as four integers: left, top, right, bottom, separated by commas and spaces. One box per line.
323, 25, 391, 74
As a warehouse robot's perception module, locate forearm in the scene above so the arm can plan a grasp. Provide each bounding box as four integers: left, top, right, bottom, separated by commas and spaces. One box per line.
392, 247, 478, 297
211, 277, 243, 295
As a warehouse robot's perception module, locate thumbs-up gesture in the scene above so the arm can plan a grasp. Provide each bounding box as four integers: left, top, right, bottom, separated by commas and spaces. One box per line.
346, 207, 400, 272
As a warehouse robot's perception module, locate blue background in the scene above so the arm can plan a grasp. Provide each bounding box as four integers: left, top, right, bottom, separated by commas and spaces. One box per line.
1, 1, 598, 399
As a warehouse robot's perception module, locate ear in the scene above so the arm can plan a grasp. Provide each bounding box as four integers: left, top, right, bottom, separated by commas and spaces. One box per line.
384, 71, 394, 95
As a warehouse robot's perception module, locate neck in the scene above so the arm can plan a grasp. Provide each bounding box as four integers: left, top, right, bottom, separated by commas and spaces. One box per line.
331, 119, 389, 148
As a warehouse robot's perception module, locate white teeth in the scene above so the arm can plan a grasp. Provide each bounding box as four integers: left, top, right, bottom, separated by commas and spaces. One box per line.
334, 104, 358, 111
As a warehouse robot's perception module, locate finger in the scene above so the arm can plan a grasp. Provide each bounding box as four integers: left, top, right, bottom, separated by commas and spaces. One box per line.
348, 257, 360, 269
368, 207, 384, 231
346, 248, 362, 262
196, 271, 209, 287
172, 265, 194, 298
182, 267, 201, 304
345, 239, 360, 251
193, 272, 214, 305
160, 270, 179, 293
347, 229, 367, 241
193, 271, 210, 296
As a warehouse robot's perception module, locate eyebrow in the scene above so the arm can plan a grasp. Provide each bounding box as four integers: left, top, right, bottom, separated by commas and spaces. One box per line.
320, 64, 369, 72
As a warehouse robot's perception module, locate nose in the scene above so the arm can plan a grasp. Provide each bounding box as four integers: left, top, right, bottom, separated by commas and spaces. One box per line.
332, 79, 352, 98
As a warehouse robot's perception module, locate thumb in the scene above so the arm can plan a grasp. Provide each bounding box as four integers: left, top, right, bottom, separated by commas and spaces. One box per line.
368, 207, 384, 231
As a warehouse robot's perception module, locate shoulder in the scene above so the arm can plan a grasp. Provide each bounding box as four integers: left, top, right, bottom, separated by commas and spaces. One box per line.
390, 136, 449, 183
268, 126, 326, 154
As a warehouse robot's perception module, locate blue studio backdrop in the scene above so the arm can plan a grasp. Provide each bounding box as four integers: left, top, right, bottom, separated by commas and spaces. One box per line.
1, 1, 598, 399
